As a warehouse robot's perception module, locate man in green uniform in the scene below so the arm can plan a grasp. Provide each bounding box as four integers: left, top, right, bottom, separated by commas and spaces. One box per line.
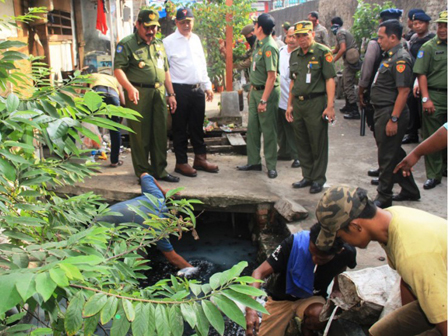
413, 10, 447, 190
237, 13, 280, 179
370, 19, 420, 208
114, 9, 179, 183
286, 21, 336, 194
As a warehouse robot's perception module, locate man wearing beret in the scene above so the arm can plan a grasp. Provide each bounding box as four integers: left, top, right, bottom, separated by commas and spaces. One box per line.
413, 10, 447, 190
114, 9, 179, 183
404, 8, 425, 41
369, 19, 420, 208
286, 21, 336, 194
237, 13, 280, 179
163, 8, 219, 178
402, 11, 435, 145
315, 185, 447, 336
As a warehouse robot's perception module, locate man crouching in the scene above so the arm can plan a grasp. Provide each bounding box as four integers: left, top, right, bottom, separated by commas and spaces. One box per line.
245, 223, 356, 336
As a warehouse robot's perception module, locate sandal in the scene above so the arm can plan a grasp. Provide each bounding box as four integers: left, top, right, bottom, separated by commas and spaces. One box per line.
109, 160, 123, 168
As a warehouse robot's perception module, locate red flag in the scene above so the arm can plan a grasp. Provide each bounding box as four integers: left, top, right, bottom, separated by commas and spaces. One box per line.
96, 0, 108, 35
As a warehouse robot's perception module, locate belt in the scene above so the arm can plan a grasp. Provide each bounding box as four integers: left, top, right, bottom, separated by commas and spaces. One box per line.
295, 92, 326, 101
428, 87, 447, 93
252, 84, 279, 91
130, 81, 162, 89
173, 83, 200, 89
372, 104, 393, 110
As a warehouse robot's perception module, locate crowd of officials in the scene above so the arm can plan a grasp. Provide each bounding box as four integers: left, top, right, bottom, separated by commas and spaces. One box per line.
88, 6, 448, 336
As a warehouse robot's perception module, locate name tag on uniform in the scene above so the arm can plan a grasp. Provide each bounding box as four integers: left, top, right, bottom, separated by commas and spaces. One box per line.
157, 58, 164, 69
435, 51, 445, 55
306, 73, 311, 83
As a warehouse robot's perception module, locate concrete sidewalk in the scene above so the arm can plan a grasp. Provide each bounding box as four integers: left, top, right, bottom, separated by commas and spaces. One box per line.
57, 96, 447, 269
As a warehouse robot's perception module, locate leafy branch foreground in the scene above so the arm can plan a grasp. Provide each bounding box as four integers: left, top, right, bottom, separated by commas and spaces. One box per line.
0, 9, 266, 336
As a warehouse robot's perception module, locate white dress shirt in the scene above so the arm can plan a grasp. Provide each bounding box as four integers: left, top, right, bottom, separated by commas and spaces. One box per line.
163, 29, 212, 91
279, 45, 293, 110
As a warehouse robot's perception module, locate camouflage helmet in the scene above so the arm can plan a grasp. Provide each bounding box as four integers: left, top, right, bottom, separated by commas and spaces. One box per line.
315, 185, 369, 251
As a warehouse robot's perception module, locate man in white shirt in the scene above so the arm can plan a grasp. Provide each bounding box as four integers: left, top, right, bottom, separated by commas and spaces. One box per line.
278, 27, 300, 168
163, 8, 218, 178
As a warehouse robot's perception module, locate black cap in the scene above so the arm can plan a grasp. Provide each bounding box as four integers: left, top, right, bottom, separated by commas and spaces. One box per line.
408, 8, 424, 20
254, 13, 275, 30
380, 8, 403, 21
176, 7, 194, 21
413, 12, 431, 22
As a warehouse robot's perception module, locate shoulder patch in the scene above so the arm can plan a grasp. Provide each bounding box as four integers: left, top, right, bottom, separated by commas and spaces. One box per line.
417, 50, 424, 58
116, 45, 123, 53
325, 53, 333, 62
396, 64, 406, 73
265, 50, 272, 58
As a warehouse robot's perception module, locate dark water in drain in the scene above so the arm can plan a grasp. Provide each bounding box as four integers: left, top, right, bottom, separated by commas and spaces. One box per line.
140, 212, 259, 335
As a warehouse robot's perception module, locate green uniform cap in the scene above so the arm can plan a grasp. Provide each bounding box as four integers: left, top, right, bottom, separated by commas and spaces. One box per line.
138, 9, 160, 27
282, 21, 291, 30
435, 10, 448, 23
294, 21, 313, 34
315, 185, 368, 251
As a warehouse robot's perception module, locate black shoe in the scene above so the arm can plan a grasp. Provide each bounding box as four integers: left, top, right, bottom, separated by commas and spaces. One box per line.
368, 169, 380, 177
291, 159, 301, 168
292, 178, 312, 189
268, 170, 277, 178
402, 134, 419, 144
160, 174, 180, 183
423, 179, 441, 190
374, 199, 392, 209
339, 105, 349, 113
343, 111, 361, 120
392, 193, 420, 202
309, 182, 323, 194
371, 178, 379, 186
237, 164, 262, 171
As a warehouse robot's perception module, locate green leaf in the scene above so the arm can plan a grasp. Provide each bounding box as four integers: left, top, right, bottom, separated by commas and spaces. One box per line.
83, 293, 108, 317
190, 283, 202, 297
168, 305, 184, 336
229, 284, 266, 297
0, 157, 16, 181
0, 40, 27, 49
180, 303, 197, 329
132, 303, 149, 336
165, 187, 184, 199
4, 215, 44, 227
202, 300, 225, 335
222, 289, 268, 314
2, 230, 35, 242
2, 50, 28, 61
6, 93, 19, 113
0, 149, 30, 164
61, 255, 103, 265
35, 272, 57, 302
12, 252, 29, 268
64, 291, 85, 336
193, 302, 210, 336
111, 306, 131, 336
209, 272, 222, 290
6, 311, 26, 324
59, 263, 83, 281
49, 268, 69, 287
122, 298, 135, 322
15, 272, 36, 301
83, 312, 100, 336
155, 304, 170, 336
30, 327, 53, 335
213, 294, 246, 328
5, 324, 33, 332
40, 100, 59, 118
100, 296, 118, 325
84, 91, 103, 112
222, 261, 248, 284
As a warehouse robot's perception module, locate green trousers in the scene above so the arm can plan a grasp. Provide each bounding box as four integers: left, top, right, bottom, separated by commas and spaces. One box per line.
292, 96, 328, 185
277, 108, 299, 160
422, 91, 447, 180
125, 87, 168, 178
246, 87, 280, 170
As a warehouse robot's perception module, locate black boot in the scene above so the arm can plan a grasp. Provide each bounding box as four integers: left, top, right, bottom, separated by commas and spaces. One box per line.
344, 103, 360, 120
339, 98, 349, 113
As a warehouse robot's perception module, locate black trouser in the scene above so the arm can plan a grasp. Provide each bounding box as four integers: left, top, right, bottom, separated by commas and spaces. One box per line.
374, 105, 420, 202
172, 83, 206, 164
93, 86, 121, 164
405, 90, 421, 138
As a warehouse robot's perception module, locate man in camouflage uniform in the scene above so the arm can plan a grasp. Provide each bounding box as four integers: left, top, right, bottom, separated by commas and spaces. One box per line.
114, 9, 179, 183
413, 10, 447, 190
315, 185, 447, 336
234, 24, 256, 90
286, 21, 336, 194
237, 13, 280, 179
370, 19, 420, 208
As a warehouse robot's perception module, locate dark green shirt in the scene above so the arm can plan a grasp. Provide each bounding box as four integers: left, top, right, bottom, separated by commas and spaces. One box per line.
114, 33, 168, 85
371, 44, 413, 106
289, 42, 336, 97
413, 36, 447, 107
249, 36, 279, 86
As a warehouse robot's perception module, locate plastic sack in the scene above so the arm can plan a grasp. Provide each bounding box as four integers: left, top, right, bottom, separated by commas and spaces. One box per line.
81, 122, 102, 149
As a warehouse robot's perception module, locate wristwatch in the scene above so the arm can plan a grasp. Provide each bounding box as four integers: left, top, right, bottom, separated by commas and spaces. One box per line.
390, 115, 399, 123
167, 92, 176, 97
422, 97, 429, 103
260, 99, 267, 105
